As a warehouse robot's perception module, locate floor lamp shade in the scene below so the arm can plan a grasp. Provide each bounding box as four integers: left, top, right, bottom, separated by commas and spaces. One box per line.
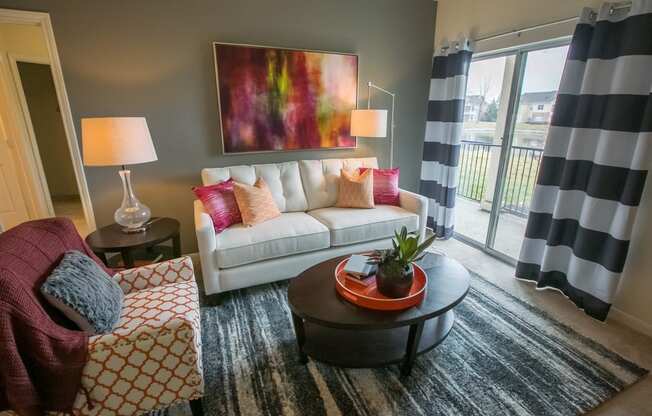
82, 117, 157, 166
350, 109, 388, 137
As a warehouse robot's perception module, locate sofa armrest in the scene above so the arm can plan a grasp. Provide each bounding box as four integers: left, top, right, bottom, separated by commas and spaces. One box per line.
194, 199, 220, 294
113, 256, 194, 294
399, 189, 428, 242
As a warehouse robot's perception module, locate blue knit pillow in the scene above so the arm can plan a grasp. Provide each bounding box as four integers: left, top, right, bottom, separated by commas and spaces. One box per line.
41, 250, 123, 334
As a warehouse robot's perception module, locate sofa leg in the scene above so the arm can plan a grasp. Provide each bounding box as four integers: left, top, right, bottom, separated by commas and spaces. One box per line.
189, 398, 203, 416
204, 293, 224, 306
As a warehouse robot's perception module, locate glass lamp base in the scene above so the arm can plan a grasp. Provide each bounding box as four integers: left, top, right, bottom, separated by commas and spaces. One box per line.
115, 169, 151, 233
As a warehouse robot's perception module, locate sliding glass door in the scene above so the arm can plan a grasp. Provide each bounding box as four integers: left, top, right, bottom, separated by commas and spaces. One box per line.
454, 41, 569, 262
455, 54, 509, 246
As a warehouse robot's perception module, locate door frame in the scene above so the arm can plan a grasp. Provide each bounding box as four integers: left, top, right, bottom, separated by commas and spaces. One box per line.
0, 8, 96, 231
7, 53, 56, 217
453, 36, 571, 266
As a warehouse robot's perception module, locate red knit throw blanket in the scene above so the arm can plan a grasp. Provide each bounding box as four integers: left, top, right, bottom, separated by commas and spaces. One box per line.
0, 218, 112, 415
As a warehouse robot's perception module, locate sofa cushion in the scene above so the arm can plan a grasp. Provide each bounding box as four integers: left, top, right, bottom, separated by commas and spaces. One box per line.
299, 157, 378, 210
202, 161, 308, 212
308, 205, 418, 246
216, 212, 330, 268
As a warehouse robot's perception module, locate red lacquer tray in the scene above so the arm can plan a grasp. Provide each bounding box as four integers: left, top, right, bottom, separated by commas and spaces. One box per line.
334, 258, 427, 311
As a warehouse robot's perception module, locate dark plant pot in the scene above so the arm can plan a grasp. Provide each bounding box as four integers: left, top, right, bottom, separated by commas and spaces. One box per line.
376, 263, 414, 298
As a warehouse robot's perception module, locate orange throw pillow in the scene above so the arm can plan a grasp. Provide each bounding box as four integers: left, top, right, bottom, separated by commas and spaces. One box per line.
336, 168, 374, 208
233, 178, 281, 226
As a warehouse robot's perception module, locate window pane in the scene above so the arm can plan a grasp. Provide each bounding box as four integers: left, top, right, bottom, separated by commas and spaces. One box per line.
512, 45, 569, 149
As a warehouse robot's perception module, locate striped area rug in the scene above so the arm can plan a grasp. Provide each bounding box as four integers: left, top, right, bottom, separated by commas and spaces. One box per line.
190, 273, 646, 416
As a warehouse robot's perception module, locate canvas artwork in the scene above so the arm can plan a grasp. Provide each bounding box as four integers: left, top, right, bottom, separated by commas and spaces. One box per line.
214, 43, 358, 153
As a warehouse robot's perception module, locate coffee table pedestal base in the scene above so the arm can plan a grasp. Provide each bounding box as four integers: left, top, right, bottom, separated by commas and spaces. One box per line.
292, 310, 455, 375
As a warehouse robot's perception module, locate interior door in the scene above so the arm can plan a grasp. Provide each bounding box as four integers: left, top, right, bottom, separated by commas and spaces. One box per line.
0, 114, 30, 230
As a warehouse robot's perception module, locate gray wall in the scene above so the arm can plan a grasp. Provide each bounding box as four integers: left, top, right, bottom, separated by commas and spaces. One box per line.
0, 0, 436, 251
18, 62, 79, 198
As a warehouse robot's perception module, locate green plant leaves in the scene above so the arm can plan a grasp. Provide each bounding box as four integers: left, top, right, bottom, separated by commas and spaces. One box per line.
379, 226, 436, 268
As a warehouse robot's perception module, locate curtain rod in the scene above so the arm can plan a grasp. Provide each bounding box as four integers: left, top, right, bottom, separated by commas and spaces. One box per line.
473, 1, 631, 44
473, 16, 578, 44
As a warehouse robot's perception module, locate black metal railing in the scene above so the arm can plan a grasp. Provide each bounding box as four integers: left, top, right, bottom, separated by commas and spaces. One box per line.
457, 140, 543, 217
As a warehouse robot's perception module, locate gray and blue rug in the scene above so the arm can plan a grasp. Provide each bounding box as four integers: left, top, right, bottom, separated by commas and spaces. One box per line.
194, 273, 647, 415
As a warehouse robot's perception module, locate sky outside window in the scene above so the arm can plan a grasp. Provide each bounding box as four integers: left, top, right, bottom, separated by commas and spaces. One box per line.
465, 46, 569, 101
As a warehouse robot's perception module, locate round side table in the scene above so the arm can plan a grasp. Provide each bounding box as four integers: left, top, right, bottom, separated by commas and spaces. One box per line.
85, 217, 181, 268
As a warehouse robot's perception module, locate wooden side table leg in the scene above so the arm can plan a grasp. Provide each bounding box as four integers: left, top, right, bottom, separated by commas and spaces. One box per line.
291, 312, 308, 364
189, 398, 203, 416
121, 249, 135, 268
172, 233, 181, 258
401, 321, 425, 376
95, 251, 108, 266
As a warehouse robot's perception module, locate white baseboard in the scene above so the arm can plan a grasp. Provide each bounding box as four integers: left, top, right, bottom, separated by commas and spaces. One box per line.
609, 307, 652, 338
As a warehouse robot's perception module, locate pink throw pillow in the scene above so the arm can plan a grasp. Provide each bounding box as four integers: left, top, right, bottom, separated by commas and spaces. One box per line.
193, 179, 242, 233
359, 167, 400, 206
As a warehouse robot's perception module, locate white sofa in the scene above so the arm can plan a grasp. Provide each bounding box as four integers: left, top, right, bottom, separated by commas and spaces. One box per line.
194, 157, 428, 295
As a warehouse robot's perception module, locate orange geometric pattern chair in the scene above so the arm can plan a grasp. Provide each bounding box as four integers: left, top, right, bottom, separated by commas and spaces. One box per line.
0, 256, 206, 416
69, 255, 205, 416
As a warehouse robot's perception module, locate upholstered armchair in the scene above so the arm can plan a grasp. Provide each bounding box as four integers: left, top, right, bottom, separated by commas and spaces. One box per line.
0, 218, 203, 416
73, 256, 205, 415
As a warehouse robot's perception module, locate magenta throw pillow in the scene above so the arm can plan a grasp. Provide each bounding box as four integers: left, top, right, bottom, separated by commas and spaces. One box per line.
193, 179, 242, 233
359, 167, 400, 206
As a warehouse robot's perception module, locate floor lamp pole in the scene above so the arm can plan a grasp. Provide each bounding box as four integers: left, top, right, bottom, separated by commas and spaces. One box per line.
367, 82, 396, 167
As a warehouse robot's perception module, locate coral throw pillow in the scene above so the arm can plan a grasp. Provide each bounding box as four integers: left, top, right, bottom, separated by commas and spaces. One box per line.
359, 167, 400, 206
193, 179, 242, 233
233, 178, 281, 226
336, 168, 375, 208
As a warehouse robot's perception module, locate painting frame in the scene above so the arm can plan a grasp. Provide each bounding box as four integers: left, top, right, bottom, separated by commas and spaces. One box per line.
213, 42, 359, 155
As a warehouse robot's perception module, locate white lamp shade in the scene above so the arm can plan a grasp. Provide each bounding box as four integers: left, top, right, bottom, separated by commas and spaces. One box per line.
350, 109, 388, 138
82, 117, 158, 166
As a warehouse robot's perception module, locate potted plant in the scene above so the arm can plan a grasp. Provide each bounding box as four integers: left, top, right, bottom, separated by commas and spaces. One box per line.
370, 226, 437, 298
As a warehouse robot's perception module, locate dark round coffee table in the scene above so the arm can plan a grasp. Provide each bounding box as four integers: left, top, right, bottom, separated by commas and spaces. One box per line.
287, 252, 470, 376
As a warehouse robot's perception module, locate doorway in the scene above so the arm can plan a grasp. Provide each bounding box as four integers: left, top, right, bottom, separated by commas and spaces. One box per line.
16, 62, 88, 235
454, 40, 570, 263
0, 9, 94, 235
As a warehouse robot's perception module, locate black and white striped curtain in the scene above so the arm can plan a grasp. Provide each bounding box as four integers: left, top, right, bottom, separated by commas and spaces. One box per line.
419, 42, 472, 238
517, 1, 652, 320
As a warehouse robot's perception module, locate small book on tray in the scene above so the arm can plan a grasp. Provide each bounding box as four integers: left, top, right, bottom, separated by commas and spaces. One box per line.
345, 273, 375, 287
344, 255, 377, 279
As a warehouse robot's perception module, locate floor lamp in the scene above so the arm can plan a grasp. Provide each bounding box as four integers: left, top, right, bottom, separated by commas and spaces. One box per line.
350, 81, 396, 167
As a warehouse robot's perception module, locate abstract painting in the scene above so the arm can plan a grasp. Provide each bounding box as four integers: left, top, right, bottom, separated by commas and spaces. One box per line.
213, 43, 358, 153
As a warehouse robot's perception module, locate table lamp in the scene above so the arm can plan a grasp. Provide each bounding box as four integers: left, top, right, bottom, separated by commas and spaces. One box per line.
82, 117, 157, 233
350, 81, 396, 166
